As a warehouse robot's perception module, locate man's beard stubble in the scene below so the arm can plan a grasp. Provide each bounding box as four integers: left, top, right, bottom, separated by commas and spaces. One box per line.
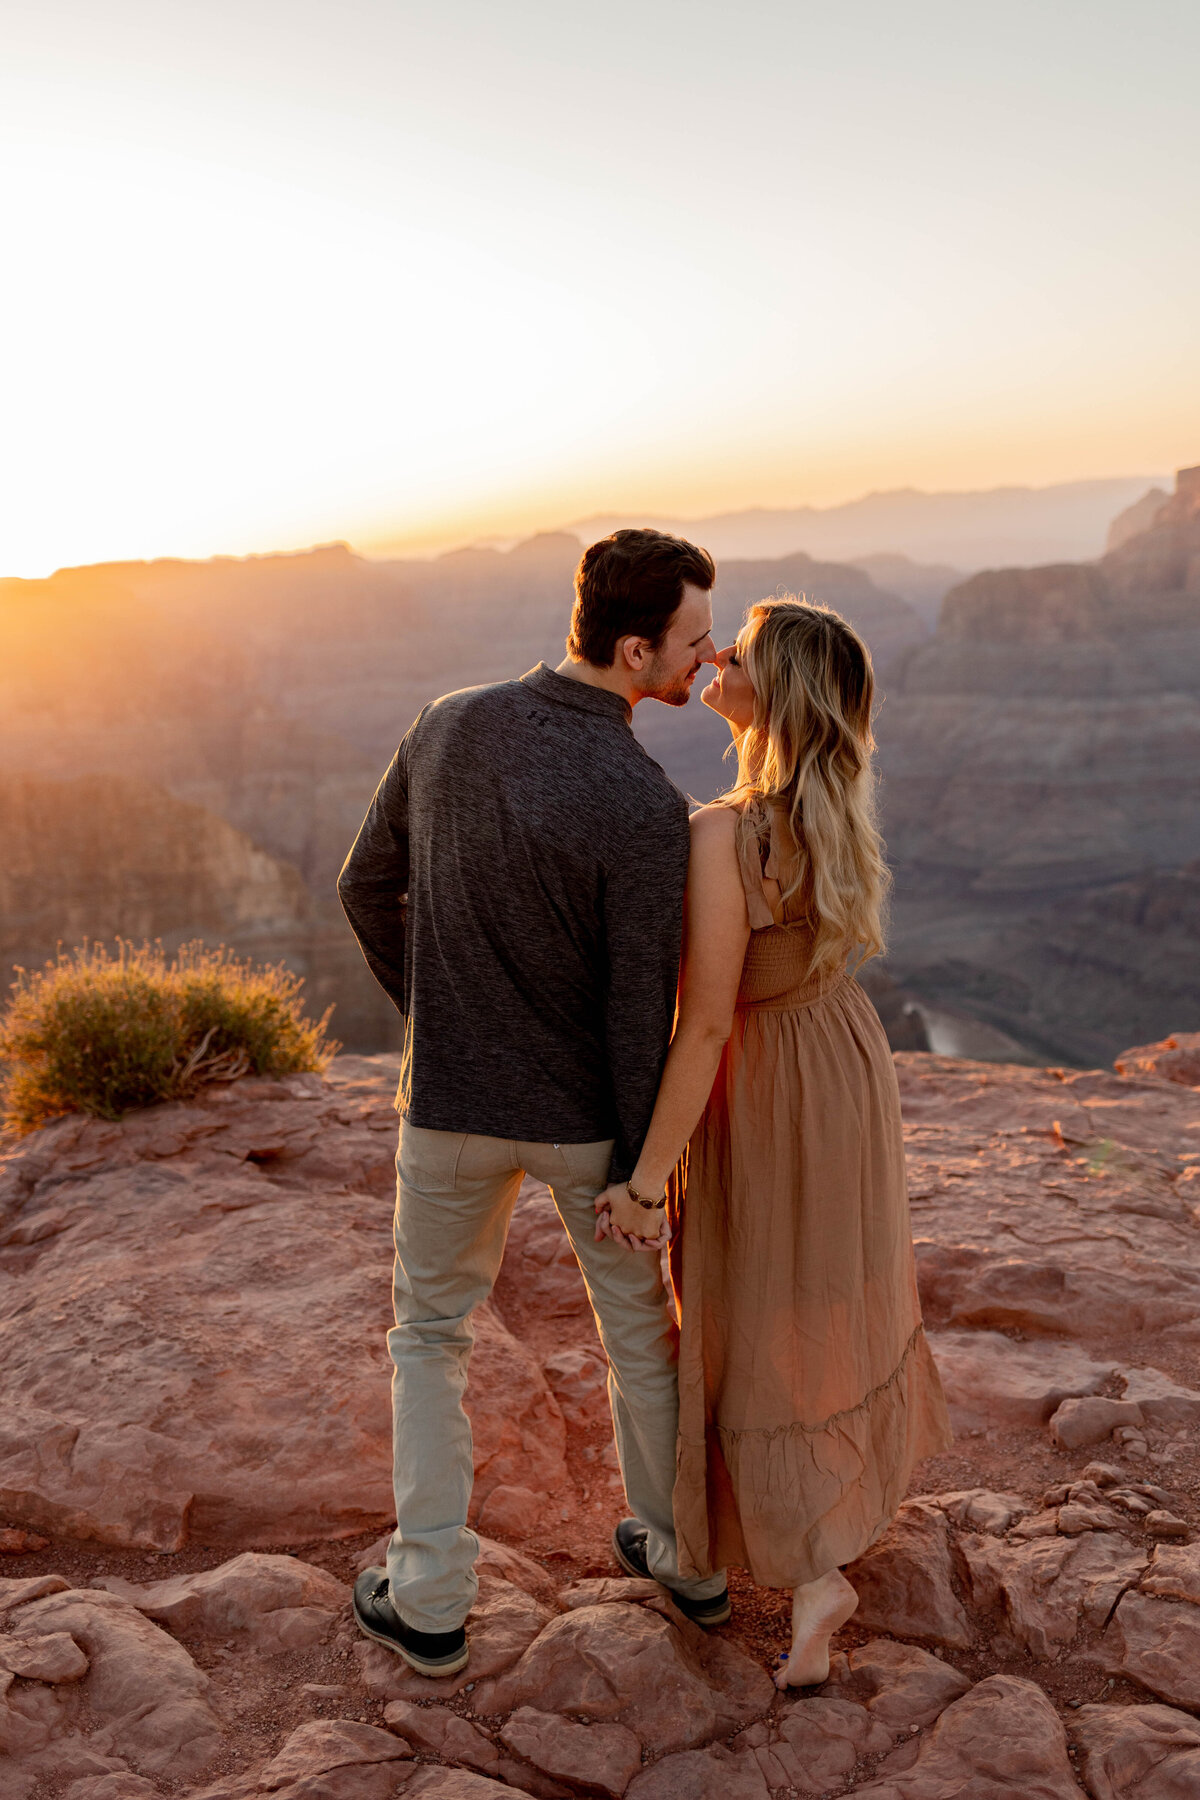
644, 656, 699, 709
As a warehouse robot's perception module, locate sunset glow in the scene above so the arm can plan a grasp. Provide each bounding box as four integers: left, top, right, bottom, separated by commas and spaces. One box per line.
3, 0, 1198, 575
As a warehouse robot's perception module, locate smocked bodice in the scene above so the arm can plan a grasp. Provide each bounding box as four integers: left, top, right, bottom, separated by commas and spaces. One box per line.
734, 806, 847, 1011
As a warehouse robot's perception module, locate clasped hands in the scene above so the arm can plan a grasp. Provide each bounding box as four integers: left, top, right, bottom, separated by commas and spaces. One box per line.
593, 1181, 670, 1253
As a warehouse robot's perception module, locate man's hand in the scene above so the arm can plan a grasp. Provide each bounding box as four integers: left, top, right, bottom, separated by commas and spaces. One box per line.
594, 1182, 669, 1252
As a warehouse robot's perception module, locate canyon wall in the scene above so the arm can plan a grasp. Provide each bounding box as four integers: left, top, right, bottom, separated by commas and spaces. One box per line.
0, 773, 394, 1050
878, 467, 1200, 1062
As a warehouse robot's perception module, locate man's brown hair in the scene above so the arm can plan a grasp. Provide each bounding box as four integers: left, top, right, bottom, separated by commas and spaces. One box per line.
567, 528, 716, 668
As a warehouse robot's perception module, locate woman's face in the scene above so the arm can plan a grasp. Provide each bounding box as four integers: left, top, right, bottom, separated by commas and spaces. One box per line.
700, 634, 756, 732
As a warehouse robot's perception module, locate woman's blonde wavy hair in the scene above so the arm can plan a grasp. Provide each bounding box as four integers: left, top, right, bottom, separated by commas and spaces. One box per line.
725, 596, 889, 975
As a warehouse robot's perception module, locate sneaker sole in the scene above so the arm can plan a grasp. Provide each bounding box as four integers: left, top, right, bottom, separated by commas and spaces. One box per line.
611, 1528, 731, 1628
352, 1602, 470, 1677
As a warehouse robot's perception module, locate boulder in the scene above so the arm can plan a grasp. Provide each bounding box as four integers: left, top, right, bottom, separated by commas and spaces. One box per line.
854, 1673, 1080, 1798
382, 1703, 501, 1776
928, 1330, 1114, 1432
0, 1575, 69, 1614
541, 1348, 610, 1432
1145, 1512, 1191, 1542
1119, 1364, 1200, 1428
820, 1637, 971, 1729
1099, 1591, 1200, 1710
1009, 1509, 1062, 1541
1082, 1462, 1124, 1487
1141, 1542, 1200, 1605
0, 1530, 48, 1554
1049, 1397, 1145, 1451
475, 1485, 546, 1539
625, 1745, 768, 1800
476, 1603, 772, 1754
1115, 1034, 1200, 1088
259, 1720, 413, 1789
930, 1489, 1029, 1535
1057, 1502, 1130, 1534
13, 1586, 222, 1775
844, 1501, 972, 1650
761, 1695, 892, 1788
0, 1631, 89, 1682
499, 1707, 642, 1798
97, 1552, 348, 1647
959, 1531, 1147, 1657
1070, 1700, 1200, 1800
471, 1538, 560, 1607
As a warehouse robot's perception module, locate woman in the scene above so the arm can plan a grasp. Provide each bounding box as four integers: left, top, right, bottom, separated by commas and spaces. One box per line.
596, 597, 951, 1687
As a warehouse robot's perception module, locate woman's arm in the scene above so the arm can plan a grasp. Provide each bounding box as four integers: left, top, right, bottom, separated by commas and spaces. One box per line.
597, 804, 750, 1245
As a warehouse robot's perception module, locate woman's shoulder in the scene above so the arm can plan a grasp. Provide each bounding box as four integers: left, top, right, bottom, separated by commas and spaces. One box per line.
687, 803, 746, 888
689, 800, 741, 841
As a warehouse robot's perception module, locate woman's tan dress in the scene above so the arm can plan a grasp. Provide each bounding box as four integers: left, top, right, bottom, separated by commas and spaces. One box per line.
671, 809, 952, 1589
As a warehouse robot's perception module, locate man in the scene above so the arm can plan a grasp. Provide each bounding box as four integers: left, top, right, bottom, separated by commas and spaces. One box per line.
338, 528, 728, 1677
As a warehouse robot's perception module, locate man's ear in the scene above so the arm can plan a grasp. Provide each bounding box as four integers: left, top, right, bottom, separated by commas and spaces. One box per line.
619, 636, 650, 672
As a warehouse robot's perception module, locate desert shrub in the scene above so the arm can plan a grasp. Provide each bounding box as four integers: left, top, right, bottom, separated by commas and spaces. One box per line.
0, 940, 338, 1133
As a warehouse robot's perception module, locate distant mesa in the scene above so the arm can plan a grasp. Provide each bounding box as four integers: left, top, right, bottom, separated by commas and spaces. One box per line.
566, 474, 1167, 573
1106, 485, 1171, 552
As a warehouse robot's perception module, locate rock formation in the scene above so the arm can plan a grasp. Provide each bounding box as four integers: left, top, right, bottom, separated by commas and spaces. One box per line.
879, 464, 1200, 1063
0, 771, 310, 961
1, 1037, 1199, 1794
0, 773, 391, 1054
1105, 488, 1171, 554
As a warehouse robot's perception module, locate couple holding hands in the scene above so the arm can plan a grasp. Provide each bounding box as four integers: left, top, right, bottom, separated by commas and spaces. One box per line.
338, 527, 950, 1688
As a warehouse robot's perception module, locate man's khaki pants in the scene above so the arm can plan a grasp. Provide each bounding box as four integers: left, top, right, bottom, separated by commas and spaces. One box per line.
384, 1122, 726, 1632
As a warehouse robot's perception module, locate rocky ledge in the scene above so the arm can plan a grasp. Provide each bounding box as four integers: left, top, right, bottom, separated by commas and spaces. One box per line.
1, 1037, 1199, 1798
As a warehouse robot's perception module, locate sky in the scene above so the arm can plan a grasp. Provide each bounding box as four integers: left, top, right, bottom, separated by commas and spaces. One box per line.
2, 0, 1197, 576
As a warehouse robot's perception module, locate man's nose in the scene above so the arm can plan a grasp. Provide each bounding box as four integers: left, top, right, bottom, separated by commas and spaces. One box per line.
699, 635, 718, 664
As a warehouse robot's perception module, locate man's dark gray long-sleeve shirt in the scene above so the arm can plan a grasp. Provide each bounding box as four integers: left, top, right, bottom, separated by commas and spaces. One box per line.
337, 663, 690, 1181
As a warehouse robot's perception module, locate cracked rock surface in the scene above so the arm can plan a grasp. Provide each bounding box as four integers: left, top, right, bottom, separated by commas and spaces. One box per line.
2, 1040, 1200, 1796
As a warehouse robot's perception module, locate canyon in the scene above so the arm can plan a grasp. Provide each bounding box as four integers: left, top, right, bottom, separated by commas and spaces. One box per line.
877, 466, 1200, 1064
1, 467, 1197, 1063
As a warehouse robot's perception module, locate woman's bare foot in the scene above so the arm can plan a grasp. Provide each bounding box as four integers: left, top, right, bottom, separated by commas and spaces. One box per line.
774, 1568, 859, 1689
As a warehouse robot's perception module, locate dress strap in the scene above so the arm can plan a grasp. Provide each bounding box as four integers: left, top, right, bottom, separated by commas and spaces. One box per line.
735, 815, 777, 931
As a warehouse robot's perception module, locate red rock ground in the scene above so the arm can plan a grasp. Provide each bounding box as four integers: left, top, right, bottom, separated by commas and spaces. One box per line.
2, 1038, 1200, 1798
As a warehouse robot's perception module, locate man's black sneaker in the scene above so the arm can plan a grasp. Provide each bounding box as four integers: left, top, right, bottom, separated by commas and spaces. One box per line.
352, 1567, 469, 1676
612, 1519, 732, 1627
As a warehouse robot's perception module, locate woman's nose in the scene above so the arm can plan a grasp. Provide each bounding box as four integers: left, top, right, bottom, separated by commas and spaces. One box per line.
715, 643, 736, 668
